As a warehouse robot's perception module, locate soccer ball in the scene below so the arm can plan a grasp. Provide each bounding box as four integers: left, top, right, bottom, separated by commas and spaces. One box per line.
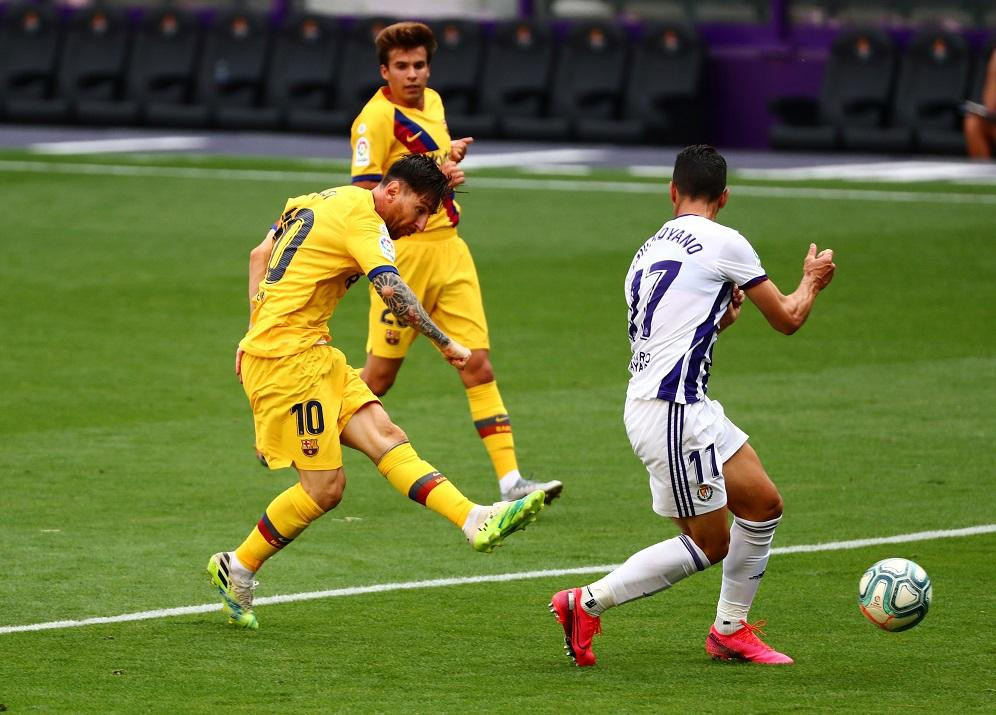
858, 558, 932, 632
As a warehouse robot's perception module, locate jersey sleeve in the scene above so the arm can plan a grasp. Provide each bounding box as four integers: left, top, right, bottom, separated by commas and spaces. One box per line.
343, 206, 398, 280
350, 100, 393, 184
717, 232, 768, 289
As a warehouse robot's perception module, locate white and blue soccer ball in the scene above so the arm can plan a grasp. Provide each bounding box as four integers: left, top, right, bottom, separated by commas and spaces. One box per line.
858, 558, 932, 632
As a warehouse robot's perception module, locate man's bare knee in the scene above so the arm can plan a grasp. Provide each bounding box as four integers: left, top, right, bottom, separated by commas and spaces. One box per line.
362, 371, 395, 397
695, 532, 729, 564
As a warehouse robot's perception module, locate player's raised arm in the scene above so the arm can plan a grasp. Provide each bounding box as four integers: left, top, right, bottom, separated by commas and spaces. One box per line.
745, 243, 836, 335
247, 227, 277, 316
371, 270, 470, 368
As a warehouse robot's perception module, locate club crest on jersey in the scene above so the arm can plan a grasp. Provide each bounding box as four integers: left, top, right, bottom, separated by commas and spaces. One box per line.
697, 485, 714, 501
301, 439, 319, 457
379, 233, 396, 262
385, 329, 400, 345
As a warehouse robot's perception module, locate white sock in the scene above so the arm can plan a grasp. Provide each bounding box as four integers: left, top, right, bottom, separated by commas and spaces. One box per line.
714, 515, 781, 635
230, 551, 255, 577
584, 534, 710, 615
461, 505, 489, 540
498, 470, 522, 493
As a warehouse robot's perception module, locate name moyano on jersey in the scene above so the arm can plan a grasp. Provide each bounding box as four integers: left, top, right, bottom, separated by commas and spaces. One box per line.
632, 225, 704, 265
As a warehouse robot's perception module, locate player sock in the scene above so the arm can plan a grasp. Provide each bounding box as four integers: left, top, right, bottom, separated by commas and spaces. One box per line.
715, 515, 781, 633
234, 482, 325, 572
466, 381, 518, 481
586, 534, 710, 611
377, 442, 474, 528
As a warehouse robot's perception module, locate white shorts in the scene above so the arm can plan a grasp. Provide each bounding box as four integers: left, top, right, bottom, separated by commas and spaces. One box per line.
624, 395, 749, 519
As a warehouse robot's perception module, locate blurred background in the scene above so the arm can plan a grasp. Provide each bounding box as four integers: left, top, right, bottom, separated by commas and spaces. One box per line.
0, 0, 993, 153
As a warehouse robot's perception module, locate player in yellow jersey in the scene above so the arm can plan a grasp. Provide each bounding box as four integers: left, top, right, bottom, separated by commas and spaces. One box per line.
206, 155, 546, 630
350, 21, 563, 504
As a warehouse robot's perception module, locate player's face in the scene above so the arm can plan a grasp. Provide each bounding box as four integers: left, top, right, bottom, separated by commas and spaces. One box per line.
383, 184, 436, 239
380, 46, 430, 109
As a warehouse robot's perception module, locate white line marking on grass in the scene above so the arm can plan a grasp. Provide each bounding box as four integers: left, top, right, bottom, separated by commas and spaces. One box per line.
30, 136, 209, 155
1, 524, 993, 636
1, 160, 996, 205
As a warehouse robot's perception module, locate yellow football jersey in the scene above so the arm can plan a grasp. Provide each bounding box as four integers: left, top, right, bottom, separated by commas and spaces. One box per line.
240, 186, 399, 358
350, 87, 461, 238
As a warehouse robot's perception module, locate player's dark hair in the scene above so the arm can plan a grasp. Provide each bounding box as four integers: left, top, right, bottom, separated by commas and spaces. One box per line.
672, 145, 727, 201
376, 21, 436, 66
382, 154, 449, 210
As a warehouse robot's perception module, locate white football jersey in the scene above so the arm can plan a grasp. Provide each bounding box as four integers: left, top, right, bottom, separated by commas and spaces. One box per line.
625, 214, 768, 404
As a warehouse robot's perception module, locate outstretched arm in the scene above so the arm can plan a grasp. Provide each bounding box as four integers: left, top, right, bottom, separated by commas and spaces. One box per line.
248, 228, 276, 317
371, 270, 470, 368
237, 228, 276, 381
745, 243, 836, 335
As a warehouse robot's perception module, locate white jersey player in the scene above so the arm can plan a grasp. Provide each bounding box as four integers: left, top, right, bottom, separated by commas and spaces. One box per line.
550, 145, 836, 667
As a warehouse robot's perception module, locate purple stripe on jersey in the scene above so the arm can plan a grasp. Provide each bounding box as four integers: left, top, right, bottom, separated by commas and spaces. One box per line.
682, 283, 732, 403
740, 274, 769, 290
393, 109, 440, 152
656, 357, 684, 402
367, 265, 398, 281
352, 174, 383, 183
679, 534, 706, 571
628, 269, 644, 341
676, 403, 694, 516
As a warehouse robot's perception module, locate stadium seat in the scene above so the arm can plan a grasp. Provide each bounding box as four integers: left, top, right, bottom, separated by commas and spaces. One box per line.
769, 28, 897, 151
0, 4, 64, 123
844, 29, 972, 153
61, 7, 136, 126
503, 19, 628, 142
426, 18, 487, 137
333, 17, 397, 129
576, 21, 704, 144
204, 10, 276, 130
475, 19, 556, 139
135, 8, 204, 128
266, 13, 346, 133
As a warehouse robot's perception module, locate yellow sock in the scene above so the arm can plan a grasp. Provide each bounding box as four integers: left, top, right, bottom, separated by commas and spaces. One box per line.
466, 381, 518, 480
235, 482, 325, 572
377, 443, 474, 528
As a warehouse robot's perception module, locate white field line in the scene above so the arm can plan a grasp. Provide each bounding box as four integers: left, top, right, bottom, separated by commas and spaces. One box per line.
1, 523, 993, 636
30, 136, 209, 155
2, 160, 996, 204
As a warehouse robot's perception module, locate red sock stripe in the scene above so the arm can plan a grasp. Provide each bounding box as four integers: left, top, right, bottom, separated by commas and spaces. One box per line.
407, 471, 447, 505
257, 512, 293, 549
474, 414, 512, 438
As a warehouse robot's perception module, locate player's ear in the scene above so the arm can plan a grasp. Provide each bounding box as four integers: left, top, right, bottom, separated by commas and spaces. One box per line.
717, 188, 730, 209
380, 64, 390, 82
385, 180, 401, 201
668, 181, 678, 204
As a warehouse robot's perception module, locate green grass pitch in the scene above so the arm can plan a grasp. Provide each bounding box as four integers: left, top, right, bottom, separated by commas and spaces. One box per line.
1, 152, 994, 712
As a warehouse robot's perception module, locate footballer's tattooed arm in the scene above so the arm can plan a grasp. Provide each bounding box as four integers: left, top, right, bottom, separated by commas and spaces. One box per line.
371, 270, 450, 348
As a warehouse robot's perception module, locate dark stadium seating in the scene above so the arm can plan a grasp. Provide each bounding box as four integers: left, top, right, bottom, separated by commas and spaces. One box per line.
267, 13, 345, 133
503, 19, 628, 141
473, 19, 556, 139
426, 18, 486, 137
204, 10, 276, 130
63, 7, 136, 126
769, 28, 897, 151
576, 21, 704, 144
332, 16, 396, 128
0, 4, 64, 122
133, 8, 203, 127
843, 29, 972, 153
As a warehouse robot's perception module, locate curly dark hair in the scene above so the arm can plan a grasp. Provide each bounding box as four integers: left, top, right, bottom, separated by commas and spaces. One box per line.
382, 154, 450, 211
375, 21, 437, 66
672, 145, 727, 201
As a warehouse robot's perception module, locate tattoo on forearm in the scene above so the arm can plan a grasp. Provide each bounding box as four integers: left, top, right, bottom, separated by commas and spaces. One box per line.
372, 272, 451, 349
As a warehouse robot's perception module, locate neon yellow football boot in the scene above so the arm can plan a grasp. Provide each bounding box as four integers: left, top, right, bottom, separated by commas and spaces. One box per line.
471, 490, 546, 553
206, 552, 259, 630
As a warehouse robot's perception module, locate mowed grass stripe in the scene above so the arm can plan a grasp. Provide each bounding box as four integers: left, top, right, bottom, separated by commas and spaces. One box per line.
2, 159, 996, 204
2, 524, 992, 636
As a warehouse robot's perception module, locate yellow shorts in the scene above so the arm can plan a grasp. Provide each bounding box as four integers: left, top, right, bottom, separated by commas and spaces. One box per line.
241, 345, 379, 471
366, 233, 489, 359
